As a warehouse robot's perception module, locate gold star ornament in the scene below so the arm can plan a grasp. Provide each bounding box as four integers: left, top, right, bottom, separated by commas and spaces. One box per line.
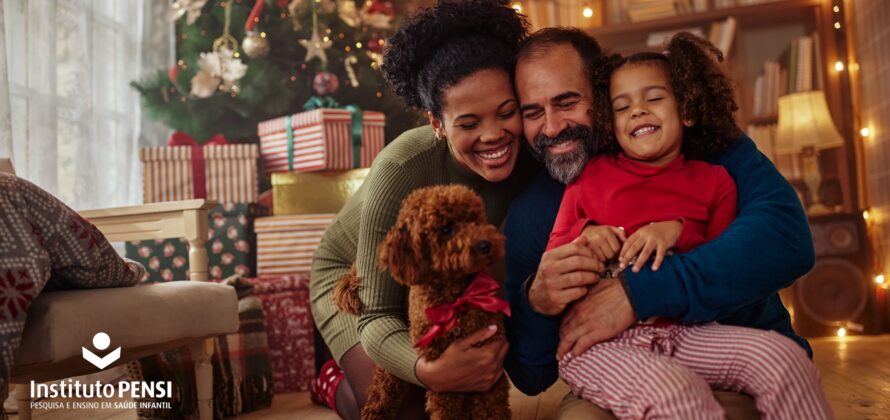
299, 30, 333, 65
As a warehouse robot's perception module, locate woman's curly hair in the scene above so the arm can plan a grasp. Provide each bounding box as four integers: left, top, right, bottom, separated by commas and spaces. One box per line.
381, 0, 528, 118
591, 32, 742, 160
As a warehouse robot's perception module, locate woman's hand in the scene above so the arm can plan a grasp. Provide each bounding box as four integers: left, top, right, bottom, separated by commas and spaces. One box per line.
415, 324, 509, 393
619, 220, 682, 272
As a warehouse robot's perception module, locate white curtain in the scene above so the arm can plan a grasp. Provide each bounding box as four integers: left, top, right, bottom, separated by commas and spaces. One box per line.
0, 1, 11, 159
1, 0, 173, 211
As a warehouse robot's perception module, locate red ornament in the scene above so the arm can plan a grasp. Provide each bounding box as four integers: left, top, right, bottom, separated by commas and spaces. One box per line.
366, 0, 395, 17
168, 65, 181, 84
313, 71, 340, 96
368, 35, 385, 53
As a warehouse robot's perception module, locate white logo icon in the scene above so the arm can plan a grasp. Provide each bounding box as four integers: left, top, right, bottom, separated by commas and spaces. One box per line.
82, 332, 121, 370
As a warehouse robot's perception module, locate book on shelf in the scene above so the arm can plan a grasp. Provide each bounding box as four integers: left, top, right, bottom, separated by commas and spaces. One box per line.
750, 33, 821, 119
750, 60, 780, 118
715, 0, 784, 8
691, 0, 708, 12
524, 0, 599, 29
708, 16, 737, 56
796, 35, 814, 91
647, 27, 705, 48
627, 0, 677, 22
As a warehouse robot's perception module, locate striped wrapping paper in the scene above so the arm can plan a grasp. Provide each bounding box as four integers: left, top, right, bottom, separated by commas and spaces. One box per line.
255, 214, 336, 275
141, 144, 259, 203
257, 109, 385, 174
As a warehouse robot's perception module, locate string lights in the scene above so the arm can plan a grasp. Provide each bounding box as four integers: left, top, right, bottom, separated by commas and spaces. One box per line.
509, 2, 595, 20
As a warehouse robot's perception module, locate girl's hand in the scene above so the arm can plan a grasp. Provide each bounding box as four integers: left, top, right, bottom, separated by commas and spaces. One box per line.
415, 325, 508, 393
579, 225, 627, 262
619, 221, 682, 272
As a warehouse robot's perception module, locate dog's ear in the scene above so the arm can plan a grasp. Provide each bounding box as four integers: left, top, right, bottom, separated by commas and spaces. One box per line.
378, 225, 426, 285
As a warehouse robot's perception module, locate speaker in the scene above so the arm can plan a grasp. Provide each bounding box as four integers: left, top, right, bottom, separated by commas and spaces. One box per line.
780, 212, 884, 337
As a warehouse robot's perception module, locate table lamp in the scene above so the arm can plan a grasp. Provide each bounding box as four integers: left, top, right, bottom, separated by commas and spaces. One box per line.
775, 91, 845, 214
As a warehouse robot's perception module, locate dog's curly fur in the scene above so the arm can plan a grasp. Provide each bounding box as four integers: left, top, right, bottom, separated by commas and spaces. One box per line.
334, 184, 511, 420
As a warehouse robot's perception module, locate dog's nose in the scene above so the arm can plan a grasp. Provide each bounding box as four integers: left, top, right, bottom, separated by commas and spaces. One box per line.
475, 240, 492, 255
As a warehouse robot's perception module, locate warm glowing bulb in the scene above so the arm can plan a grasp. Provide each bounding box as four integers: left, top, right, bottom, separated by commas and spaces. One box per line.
834, 61, 845, 72
833, 5, 840, 13
512, 2, 522, 13
356, 42, 363, 48
860, 127, 871, 137
260, 32, 266, 38
834, 22, 841, 29
837, 327, 846, 337
876, 274, 886, 284
863, 210, 871, 221
582, 7, 594, 18
323, 36, 330, 42
233, 52, 240, 58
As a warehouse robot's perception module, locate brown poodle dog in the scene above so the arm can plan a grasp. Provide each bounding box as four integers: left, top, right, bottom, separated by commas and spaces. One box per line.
335, 184, 511, 420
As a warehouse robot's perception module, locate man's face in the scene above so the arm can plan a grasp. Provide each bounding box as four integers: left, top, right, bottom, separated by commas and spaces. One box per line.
515, 43, 596, 184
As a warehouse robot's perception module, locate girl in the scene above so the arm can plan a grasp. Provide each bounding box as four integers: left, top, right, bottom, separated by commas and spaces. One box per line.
547, 33, 832, 419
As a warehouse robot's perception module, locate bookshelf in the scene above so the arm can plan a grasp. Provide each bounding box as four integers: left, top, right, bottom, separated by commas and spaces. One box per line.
587, 0, 857, 214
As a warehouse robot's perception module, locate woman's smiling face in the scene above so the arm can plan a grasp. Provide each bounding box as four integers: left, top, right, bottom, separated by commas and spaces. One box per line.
431, 68, 522, 182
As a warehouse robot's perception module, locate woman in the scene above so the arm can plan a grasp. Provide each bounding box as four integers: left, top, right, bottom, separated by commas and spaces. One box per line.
309, 1, 536, 418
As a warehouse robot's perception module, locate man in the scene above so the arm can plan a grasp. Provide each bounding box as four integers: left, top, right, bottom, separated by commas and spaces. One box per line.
504, 27, 815, 414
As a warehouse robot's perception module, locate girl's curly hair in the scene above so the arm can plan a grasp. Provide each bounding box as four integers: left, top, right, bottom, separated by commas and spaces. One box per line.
591, 32, 742, 160
381, 0, 528, 118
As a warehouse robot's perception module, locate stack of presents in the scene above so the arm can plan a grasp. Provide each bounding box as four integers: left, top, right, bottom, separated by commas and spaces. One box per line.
125, 108, 385, 417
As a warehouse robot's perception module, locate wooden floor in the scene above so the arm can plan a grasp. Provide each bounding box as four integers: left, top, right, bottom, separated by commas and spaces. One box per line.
10, 335, 890, 419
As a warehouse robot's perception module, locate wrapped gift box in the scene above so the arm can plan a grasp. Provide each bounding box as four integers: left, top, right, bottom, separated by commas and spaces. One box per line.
126, 203, 268, 281
271, 169, 368, 215
257, 109, 384, 174
141, 144, 259, 203
244, 275, 315, 393
255, 214, 336, 276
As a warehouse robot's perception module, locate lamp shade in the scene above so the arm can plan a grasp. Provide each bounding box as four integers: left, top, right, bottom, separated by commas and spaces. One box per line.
774, 91, 845, 155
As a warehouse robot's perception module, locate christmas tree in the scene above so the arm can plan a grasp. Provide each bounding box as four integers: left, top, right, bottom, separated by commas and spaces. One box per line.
132, 0, 421, 144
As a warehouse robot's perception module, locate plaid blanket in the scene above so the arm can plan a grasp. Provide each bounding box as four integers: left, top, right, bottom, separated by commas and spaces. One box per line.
137, 277, 274, 418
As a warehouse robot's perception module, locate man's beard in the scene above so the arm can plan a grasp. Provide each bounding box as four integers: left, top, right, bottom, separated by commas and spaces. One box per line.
530, 125, 595, 184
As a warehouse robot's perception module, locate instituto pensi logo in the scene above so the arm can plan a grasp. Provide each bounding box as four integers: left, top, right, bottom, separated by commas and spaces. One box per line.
82, 332, 121, 369
29, 332, 173, 411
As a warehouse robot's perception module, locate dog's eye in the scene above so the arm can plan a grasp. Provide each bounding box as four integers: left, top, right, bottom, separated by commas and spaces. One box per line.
439, 223, 454, 238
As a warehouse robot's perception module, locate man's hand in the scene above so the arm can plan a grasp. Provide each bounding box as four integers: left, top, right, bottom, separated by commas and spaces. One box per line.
557, 278, 636, 358
578, 224, 626, 262
619, 220, 682, 272
528, 235, 604, 316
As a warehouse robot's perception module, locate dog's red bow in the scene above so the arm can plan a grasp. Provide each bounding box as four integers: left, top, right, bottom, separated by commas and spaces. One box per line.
415, 272, 511, 348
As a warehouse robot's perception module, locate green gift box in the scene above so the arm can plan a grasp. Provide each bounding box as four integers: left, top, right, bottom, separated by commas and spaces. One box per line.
126, 203, 269, 282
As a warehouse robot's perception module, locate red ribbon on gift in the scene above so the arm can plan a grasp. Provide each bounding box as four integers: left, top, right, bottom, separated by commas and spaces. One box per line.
415, 272, 511, 348
246, 0, 289, 31
168, 132, 229, 199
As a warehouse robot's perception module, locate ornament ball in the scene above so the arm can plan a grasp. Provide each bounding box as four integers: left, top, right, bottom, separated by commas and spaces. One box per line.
242, 31, 270, 58
168, 65, 181, 83
313, 71, 340, 96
